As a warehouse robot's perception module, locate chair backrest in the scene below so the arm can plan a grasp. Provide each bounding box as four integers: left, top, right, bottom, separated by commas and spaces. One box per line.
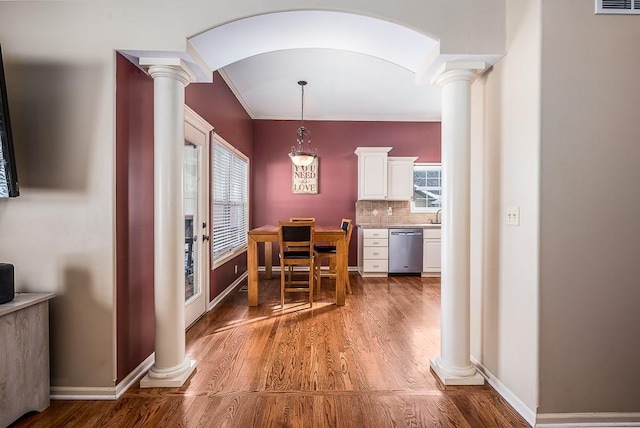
340, 218, 353, 246
278, 221, 315, 255
290, 217, 316, 223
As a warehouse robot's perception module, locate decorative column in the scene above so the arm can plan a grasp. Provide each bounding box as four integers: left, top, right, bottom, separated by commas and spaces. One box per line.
140, 63, 196, 388
430, 65, 485, 385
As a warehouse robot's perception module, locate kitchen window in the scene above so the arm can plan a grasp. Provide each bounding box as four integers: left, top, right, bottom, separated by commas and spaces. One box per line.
212, 135, 249, 266
412, 163, 441, 213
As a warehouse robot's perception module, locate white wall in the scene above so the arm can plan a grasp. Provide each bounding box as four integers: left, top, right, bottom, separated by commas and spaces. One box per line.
470, 0, 540, 418
0, 0, 505, 390
538, 0, 640, 415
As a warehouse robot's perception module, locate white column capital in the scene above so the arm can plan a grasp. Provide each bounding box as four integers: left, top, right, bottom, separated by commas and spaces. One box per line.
147, 64, 192, 87
434, 69, 478, 89
431, 61, 488, 88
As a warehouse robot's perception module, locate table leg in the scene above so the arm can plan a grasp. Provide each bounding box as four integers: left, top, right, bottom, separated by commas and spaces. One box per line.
264, 242, 273, 279
336, 236, 346, 306
248, 236, 258, 306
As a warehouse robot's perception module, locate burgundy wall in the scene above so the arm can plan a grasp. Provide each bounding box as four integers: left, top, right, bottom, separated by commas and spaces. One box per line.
252, 120, 441, 265
186, 75, 253, 159
115, 66, 253, 382
115, 54, 155, 383
186, 73, 254, 301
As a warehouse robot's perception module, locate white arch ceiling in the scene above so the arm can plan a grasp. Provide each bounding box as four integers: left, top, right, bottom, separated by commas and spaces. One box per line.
187, 11, 443, 121
189, 11, 438, 73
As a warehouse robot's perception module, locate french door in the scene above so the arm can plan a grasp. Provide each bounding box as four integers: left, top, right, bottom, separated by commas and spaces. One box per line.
184, 107, 212, 327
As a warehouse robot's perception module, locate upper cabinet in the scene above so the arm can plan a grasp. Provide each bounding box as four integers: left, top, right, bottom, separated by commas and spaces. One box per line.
355, 147, 391, 200
387, 156, 418, 200
355, 147, 416, 201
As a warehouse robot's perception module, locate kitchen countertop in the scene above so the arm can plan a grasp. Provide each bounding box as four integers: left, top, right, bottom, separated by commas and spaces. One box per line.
357, 224, 441, 229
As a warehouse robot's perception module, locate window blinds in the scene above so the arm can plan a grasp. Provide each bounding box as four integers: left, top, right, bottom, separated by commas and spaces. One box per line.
212, 139, 248, 262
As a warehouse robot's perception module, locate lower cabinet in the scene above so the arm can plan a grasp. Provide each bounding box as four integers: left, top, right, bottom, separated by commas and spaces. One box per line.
422, 228, 441, 276
358, 227, 389, 277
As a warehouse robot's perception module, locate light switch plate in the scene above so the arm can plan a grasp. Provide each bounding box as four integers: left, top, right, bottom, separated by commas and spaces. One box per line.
506, 206, 520, 226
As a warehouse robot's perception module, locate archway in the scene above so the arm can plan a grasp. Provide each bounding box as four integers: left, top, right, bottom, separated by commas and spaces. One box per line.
125, 9, 500, 388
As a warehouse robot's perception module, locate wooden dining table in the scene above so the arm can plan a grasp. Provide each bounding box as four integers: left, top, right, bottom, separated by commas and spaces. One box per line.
247, 225, 347, 306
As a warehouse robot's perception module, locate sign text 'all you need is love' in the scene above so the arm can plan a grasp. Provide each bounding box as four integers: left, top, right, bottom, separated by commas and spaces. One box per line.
291, 158, 318, 194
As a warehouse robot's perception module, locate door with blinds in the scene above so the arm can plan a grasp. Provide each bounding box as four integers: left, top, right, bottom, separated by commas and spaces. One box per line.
184, 107, 212, 328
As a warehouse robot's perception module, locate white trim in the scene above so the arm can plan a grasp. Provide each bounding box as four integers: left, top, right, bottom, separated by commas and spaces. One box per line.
218, 69, 255, 118
212, 247, 247, 270
207, 271, 248, 311
184, 105, 212, 327
212, 132, 249, 161
411, 162, 442, 214
50, 353, 155, 400
471, 356, 536, 427
185, 105, 213, 133
536, 413, 640, 427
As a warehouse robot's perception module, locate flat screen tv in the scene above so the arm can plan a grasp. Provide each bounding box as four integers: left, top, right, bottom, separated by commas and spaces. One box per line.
0, 45, 19, 198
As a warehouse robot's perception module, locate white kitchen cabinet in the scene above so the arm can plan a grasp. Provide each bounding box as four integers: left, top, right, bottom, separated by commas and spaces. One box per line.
357, 227, 388, 277
387, 157, 418, 201
422, 228, 441, 277
355, 147, 391, 200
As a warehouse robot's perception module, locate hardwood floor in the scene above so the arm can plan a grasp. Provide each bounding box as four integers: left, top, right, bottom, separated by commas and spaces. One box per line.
13, 275, 529, 427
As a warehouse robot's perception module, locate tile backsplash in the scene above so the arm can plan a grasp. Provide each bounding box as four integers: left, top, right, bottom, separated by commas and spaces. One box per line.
355, 200, 439, 226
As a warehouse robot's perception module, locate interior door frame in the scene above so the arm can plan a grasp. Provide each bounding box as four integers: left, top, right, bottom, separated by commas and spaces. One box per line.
184, 105, 212, 328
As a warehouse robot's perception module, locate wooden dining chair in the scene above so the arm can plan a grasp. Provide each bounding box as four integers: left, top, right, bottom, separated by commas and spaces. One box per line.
278, 221, 315, 308
314, 218, 353, 294
286, 218, 316, 273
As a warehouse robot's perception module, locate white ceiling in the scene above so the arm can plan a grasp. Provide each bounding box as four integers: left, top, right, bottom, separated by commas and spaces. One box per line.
189, 11, 442, 122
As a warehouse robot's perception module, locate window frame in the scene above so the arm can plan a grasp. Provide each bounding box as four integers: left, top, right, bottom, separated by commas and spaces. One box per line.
211, 133, 250, 269
411, 162, 442, 214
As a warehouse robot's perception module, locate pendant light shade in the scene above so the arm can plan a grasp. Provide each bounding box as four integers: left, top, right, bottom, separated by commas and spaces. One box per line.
289, 81, 317, 166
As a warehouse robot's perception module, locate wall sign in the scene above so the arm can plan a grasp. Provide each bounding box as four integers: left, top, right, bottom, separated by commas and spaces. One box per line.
292, 158, 319, 194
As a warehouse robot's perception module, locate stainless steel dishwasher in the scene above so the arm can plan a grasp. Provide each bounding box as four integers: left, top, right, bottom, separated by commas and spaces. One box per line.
388, 228, 423, 274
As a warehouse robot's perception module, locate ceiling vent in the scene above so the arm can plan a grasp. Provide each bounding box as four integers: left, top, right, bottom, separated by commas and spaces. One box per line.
596, 0, 640, 14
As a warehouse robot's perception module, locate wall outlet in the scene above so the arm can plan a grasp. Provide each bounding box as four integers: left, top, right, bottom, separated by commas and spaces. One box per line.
506, 206, 520, 226
387, 206, 393, 215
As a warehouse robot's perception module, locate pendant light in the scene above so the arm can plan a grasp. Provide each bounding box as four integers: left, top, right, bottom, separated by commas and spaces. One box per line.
289, 80, 317, 167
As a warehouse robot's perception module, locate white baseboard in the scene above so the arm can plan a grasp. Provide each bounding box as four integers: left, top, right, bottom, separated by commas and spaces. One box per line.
471, 357, 640, 428
471, 356, 536, 427
536, 412, 640, 427
207, 271, 247, 311
50, 353, 154, 400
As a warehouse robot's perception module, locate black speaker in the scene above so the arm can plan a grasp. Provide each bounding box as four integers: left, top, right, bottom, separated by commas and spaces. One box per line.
0, 263, 15, 304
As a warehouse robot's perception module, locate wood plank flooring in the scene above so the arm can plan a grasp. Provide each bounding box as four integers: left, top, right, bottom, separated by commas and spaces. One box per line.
12, 274, 530, 427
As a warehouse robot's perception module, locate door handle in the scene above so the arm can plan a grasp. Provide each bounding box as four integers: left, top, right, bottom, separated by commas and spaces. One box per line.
202, 235, 210, 241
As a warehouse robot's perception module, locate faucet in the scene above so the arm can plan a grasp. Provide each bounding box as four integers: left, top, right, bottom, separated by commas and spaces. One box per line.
430, 209, 442, 224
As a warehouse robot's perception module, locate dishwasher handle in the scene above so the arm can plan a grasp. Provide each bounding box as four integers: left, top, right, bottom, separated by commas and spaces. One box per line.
390, 231, 422, 236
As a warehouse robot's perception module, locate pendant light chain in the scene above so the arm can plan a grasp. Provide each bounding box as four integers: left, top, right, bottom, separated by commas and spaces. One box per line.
300, 81, 305, 125
289, 80, 317, 167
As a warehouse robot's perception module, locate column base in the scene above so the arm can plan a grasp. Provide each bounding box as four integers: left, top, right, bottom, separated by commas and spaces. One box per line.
140, 358, 196, 388
430, 357, 485, 386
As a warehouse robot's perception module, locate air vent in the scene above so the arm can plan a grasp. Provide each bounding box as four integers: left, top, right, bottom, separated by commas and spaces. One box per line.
596, 0, 640, 14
